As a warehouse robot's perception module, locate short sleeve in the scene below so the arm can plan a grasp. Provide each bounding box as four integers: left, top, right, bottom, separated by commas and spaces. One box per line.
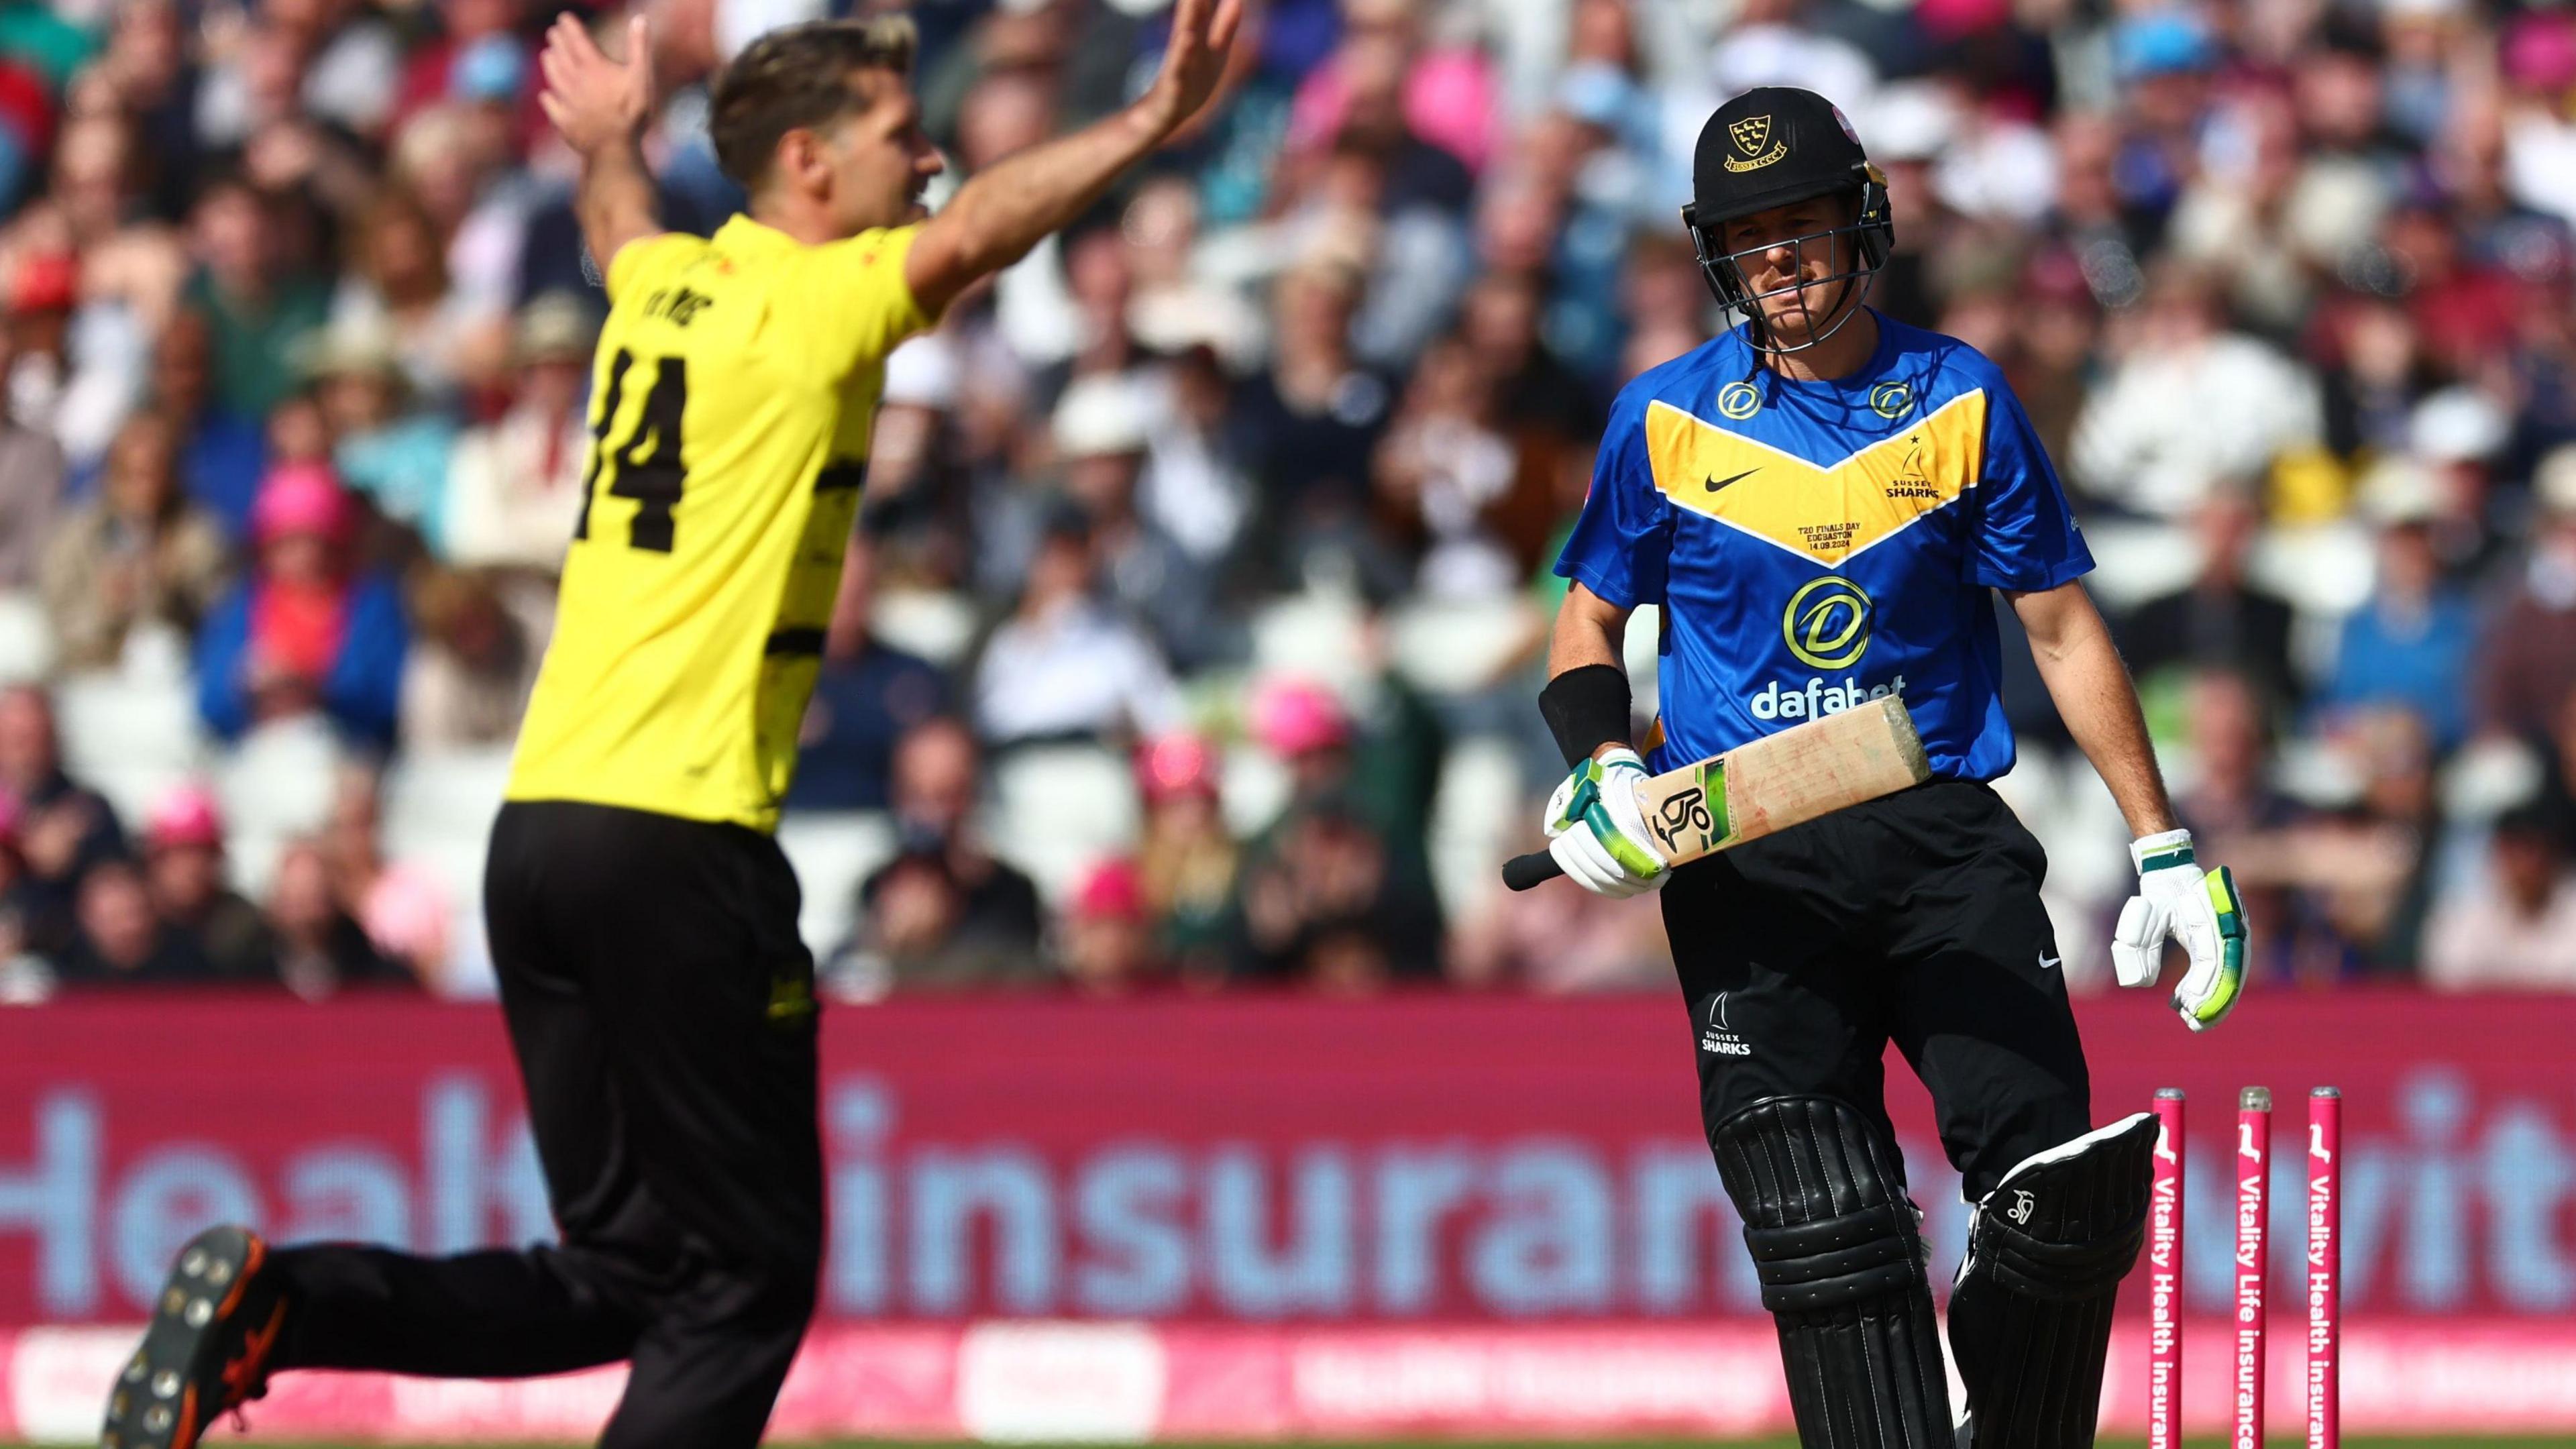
602, 233, 706, 305
1553, 392, 1672, 609
1972, 386, 2095, 590
796, 224, 936, 376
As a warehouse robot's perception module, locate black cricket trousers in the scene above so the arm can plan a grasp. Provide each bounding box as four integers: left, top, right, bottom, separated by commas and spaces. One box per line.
1664, 778, 2094, 1202
264, 800, 824, 1448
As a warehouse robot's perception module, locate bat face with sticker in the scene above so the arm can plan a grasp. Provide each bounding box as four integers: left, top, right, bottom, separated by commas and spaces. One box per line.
1504, 694, 1932, 890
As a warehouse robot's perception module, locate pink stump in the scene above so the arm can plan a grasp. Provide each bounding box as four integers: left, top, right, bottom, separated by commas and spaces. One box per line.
2308, 1087, 2341, 1449
2149, 1088, 2185, 1449
2235, 1087, 2271, 1449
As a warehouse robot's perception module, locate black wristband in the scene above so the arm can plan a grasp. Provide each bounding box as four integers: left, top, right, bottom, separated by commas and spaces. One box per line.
1539, 664, 1631, 769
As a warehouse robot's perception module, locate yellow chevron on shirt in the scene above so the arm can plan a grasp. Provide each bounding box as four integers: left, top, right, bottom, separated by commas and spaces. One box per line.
1643, 390, 1989, 566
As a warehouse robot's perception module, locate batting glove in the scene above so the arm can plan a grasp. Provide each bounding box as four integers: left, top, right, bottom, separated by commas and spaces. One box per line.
1542, 748, 1669, 898
2112, 828, 2249, 1032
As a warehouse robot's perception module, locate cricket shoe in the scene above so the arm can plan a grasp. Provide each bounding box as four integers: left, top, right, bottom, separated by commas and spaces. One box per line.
99, 1226, 288, 1449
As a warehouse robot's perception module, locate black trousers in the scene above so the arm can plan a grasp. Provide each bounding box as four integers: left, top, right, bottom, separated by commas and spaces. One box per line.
1664, 778, 2092, 1203
266, 801, 824, 1448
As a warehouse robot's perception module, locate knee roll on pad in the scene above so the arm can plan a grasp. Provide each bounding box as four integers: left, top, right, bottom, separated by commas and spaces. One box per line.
1711, 1096, 1955, 1449
1949, 1113, 2159, 1449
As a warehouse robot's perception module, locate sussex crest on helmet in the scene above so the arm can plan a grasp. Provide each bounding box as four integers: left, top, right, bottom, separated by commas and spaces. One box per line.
1729, 115, 1773, 157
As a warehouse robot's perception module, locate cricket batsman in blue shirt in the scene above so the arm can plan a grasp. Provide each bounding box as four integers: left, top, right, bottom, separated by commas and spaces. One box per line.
1538, 88, 2249, 1448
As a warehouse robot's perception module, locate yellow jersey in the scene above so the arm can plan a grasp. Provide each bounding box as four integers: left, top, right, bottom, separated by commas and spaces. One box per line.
505, 216, 934, 831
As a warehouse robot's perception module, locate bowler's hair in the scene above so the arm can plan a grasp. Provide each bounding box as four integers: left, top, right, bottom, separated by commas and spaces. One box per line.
708, 16, 918, 189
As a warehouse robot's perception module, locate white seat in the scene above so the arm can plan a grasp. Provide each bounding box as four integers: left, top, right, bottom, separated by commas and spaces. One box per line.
1220, 743, 1291, 839
2079, 519, 2201, 611
2249, 519, 2375, 618
871, 588, 980, 667
54, 669, 204, 774
2439, 735, 2544, 823
0, 590, 51, 684
1248, 590, 1370, 699
774, 809, 897, 952
217, 718, 350, 898
1385, 597, 1544, 697
380, 747, 517, 903
987, 744, 1140, 903
1425, 736, 1525, 920
52, 667, 207, 829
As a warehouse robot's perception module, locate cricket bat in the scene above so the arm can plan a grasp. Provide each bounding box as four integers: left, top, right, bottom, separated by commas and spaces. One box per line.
1502, 694, 1932, 891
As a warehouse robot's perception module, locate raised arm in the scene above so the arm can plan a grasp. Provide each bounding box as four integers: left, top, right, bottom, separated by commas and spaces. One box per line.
537, 13, 663, 282
904, 0, 1244, 319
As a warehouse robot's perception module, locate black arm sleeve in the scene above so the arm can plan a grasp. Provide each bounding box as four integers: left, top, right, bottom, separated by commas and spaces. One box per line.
1539, 663, 1632, 769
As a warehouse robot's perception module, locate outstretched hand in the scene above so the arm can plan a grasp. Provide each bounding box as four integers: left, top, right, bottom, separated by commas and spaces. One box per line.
1136, 0, 1246, 141
538, 11, 655, 158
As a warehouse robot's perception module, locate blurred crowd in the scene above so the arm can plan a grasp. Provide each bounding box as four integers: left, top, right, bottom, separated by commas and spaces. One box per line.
4, 0, 2576, 1002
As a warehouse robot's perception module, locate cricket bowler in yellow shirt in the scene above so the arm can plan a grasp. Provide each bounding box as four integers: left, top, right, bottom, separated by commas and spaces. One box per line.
104, 5, 1245, 1447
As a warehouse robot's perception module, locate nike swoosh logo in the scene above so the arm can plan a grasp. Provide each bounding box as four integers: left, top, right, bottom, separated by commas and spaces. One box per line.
1704, 468, 1758, 493
2038, 953, 2062, 971
222, 1300, 286, 1401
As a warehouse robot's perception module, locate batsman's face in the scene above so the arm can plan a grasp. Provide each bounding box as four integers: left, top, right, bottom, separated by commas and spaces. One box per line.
1719, 195, 1862, 343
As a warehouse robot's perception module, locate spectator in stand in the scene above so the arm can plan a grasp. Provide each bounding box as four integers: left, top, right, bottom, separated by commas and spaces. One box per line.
183, 173, 332, 425
2316, 461, 2481, 751
322, 769, 451, 990
147, 309, 269, 540
39, 412, 232, 671
1233, 257, 1396, 585
2296, 708, 2444, 979
0, 797, 48, 1002
787, 537, 947, 814
52, 857, 211, 986
0, 319, 63, 591
441, 292, 596, 575
195, 463, 408, 752
833, 718, 1046, 996
1230, 678, 1442, 982
1134, 731, 1239, 981
2171, 668, 2304, 981
138, 784, 273, 984
303, 315, 457, 552
2424, 804, 2576, 989
2070, 264, 2324, 517
2118, 484, 2301, 712
2475, 444, 2576, 742
1053, 373, 1229, 669
398, 567, 538, 754
1061, 858, 1170, 996
1447, 834, 1672, 991
3, 245, 133, 472
0, 684, 124, 953
266, 837, 407, 1000
2408, 386, 2514, 581
972, 505, 1183, 750
1457, 268, 1599, 506
2318, 293, 2436, 464
329, 184, 478, 405
1372, 332, 1519, 598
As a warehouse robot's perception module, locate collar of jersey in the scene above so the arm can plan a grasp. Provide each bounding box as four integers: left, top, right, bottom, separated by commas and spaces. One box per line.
714, 215, 802, 254
1723, 310, 1900, 396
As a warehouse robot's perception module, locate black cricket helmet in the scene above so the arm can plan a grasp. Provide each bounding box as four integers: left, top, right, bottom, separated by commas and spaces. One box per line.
1682, 87, 1894, 354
